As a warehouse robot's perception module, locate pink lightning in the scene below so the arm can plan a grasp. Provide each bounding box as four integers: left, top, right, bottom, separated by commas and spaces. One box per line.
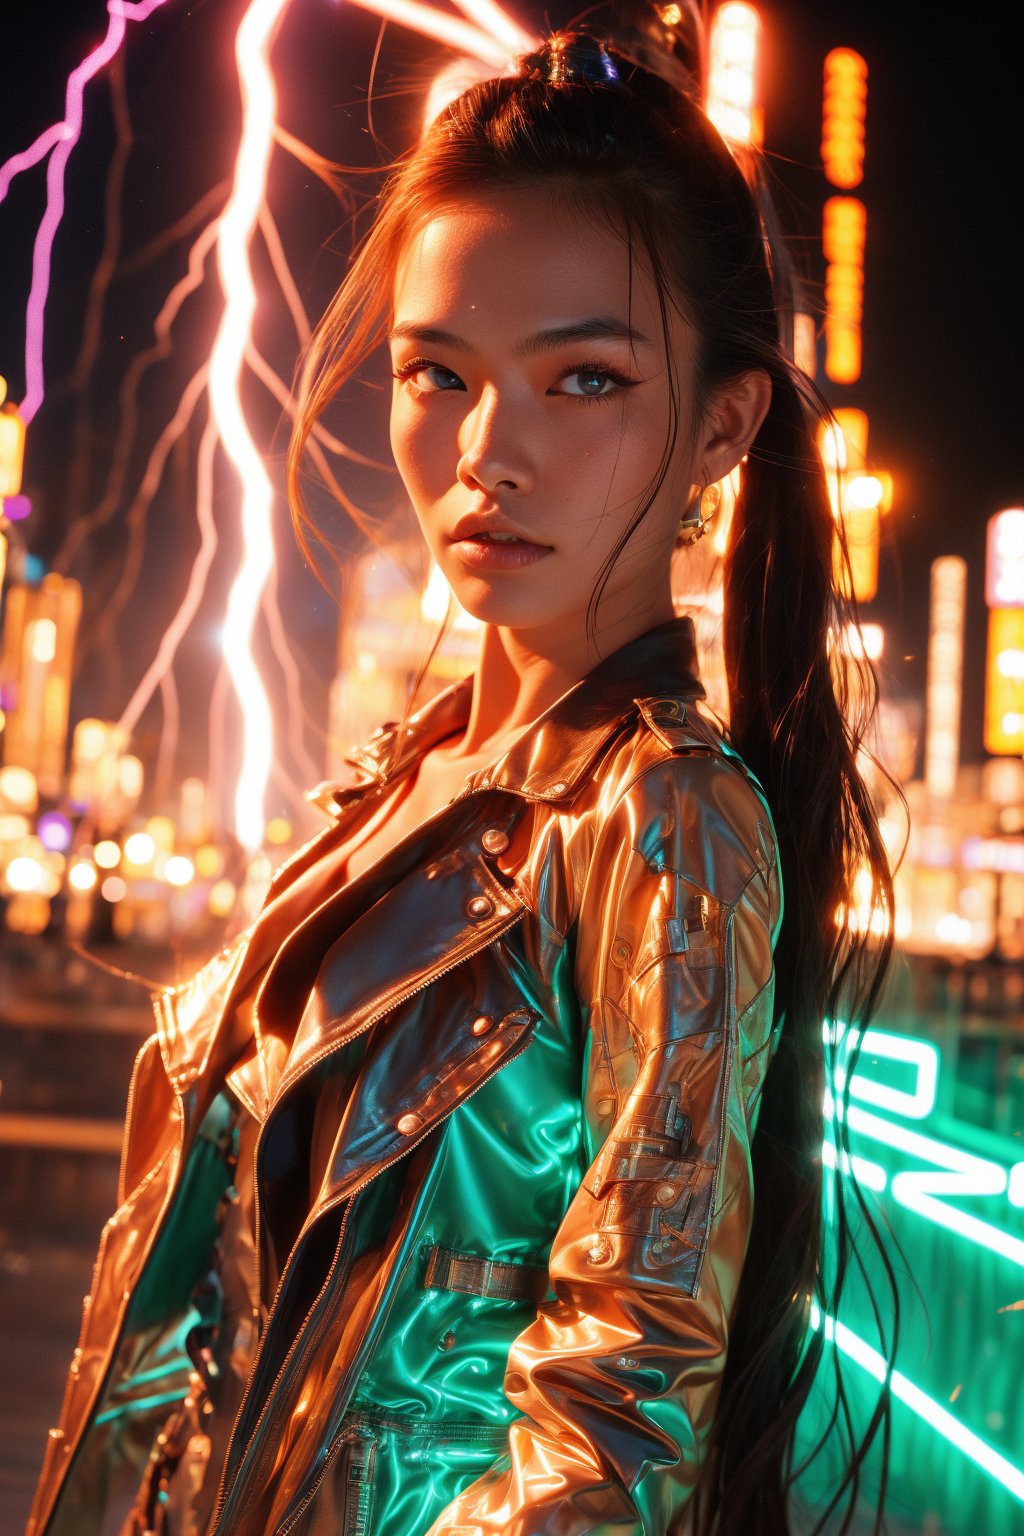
7, 0, 172, 426
8, 0, 536, 858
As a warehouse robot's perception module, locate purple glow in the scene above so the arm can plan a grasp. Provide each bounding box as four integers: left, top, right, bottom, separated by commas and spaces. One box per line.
0, 125, 69, 208
2, 495, 32, 522
16, 0, 173, 426
38, 812, 74, 853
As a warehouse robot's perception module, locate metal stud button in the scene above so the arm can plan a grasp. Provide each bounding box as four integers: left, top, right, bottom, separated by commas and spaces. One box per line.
471, 1015, 495, 1036
466, 895, 494, 920
396, 1112, 423, 1135
586, 1240, 611, 1265
547, 781, 568, 795
656, 1184, 678, 1205
481, 828, 509, 855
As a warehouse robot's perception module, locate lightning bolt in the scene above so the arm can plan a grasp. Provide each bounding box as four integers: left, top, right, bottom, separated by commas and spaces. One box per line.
8, 0, 535, 860
208, 0, 293, 852
1, 0, 173, 425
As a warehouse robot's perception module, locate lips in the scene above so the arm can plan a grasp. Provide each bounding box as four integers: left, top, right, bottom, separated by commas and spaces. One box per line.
448, 521, 553, 572
449, 513, 550, 549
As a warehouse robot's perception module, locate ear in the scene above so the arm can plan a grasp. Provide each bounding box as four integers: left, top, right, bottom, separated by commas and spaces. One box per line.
697, 368, 772, 485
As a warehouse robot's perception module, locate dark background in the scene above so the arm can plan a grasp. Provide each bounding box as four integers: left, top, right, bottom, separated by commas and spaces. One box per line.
0, 0, 1019, 788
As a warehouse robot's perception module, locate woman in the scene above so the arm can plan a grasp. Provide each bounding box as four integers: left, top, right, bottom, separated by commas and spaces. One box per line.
28, 23, 897, 1536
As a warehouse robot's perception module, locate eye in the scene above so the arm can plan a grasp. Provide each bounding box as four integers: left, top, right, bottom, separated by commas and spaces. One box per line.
553, 362, 638, 404
391, 358, 464, 394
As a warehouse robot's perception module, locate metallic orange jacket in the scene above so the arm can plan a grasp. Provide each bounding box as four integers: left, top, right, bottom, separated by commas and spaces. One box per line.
28, 616, 784, 1536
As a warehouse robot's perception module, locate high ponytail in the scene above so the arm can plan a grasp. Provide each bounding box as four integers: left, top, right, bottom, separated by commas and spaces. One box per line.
287, 27, 901, 1534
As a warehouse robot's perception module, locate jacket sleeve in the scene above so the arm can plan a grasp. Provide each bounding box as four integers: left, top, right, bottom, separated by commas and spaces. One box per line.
423, 748, 784, 1536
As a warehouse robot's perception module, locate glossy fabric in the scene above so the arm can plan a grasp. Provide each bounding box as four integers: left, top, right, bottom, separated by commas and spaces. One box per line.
27, 616, 785, 1536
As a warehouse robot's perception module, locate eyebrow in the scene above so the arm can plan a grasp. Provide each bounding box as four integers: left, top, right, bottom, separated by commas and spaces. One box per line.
386, 316, 652, 355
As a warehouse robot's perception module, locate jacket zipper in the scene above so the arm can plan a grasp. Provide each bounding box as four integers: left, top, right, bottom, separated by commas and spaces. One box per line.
263, 1015, 537, 1536
38, 789, 521, 1535
209, 903, 530, 1532
250, 877, 525, 1309
274, 1423, 376, 1536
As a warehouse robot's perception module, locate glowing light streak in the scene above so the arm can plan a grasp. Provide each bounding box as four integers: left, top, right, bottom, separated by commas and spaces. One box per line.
809, 1306, 1024, 1504
262, 570, 323, 789
0, 124, 67, 207
119, 180, 229, 277
244, 343, 391, 468
63, 52, 134, 534
70, 50, 131, 397
446, 0, 535, 54
833, 1027, 939, 1120
155, 669, 180, 805
344, 0, 516, 70
56, 213, 221, 575
206, 661, 231, 841
209, 0, 293, 851
258, 204, 311, 344
16, 0, 172, 425
88, 364, 209, 658
821, 1139, 887, 1191
270, 757, 316, 823
825, 1091, 1022, 1268
115, 419, 219, 744
889, 1171, 1024, 1266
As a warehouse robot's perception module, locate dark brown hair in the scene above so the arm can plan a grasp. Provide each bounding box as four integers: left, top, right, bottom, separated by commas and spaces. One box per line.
287, 29, 901, 1536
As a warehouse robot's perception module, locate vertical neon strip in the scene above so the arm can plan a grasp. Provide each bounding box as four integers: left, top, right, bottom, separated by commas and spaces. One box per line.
209, 0, 290, 850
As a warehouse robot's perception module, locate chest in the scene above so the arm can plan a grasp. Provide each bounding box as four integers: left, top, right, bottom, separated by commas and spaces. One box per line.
342, 754, 488, 880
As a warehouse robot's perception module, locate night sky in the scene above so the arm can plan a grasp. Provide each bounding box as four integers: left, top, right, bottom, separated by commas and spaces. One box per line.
0, 0, 1019, 799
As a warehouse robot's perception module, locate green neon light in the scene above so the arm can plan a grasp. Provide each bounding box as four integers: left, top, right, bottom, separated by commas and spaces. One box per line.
889, 1174, 1024, 1267
820, 1139, 887, 1191
94, 1384, 190, 1427
808, 1305, 1024, 1505
822, 1090, 1021, 1266
831, 1026, 940, 1120
1009, 1163, 1024, 1208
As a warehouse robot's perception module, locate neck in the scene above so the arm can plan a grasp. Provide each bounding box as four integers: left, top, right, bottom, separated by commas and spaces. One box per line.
444, 597, 676, 761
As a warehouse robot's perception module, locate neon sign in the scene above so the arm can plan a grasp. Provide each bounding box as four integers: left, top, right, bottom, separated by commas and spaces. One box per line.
819, 1023, 1024, 1507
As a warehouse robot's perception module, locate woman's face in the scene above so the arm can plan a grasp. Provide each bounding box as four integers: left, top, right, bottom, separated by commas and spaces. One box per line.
388, 187, 709, 653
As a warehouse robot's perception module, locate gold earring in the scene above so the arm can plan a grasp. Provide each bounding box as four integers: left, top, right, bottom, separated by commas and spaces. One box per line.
677, 482, 722, 546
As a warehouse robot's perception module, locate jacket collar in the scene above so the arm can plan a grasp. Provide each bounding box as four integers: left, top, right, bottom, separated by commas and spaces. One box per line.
312, 614, 705, 815
158, 616, 704, 1102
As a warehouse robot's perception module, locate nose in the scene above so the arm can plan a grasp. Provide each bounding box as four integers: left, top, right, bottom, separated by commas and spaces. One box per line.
455, 385, 534, 496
